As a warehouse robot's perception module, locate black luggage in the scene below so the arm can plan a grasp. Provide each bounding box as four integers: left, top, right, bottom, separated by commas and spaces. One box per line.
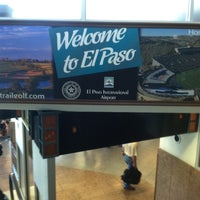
121, 167, 142, 184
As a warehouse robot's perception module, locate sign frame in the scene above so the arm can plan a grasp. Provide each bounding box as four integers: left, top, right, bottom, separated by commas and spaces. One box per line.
0, 20, 200, 109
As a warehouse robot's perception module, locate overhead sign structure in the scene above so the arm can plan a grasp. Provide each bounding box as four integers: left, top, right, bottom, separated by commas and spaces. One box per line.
31, 111, 198, 157
0, 21, 200, 105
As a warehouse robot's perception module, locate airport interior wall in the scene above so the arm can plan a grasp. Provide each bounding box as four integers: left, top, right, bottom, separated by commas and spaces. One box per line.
155, 149, 200, 200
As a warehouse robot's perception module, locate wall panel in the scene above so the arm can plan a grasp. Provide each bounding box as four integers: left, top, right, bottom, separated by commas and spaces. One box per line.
155, 149, 200, 200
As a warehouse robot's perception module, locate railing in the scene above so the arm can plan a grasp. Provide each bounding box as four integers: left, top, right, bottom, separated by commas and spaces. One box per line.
9, 172, 23, 200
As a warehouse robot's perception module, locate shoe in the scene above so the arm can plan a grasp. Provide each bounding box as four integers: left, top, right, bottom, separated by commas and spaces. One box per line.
124, 185, 135, 190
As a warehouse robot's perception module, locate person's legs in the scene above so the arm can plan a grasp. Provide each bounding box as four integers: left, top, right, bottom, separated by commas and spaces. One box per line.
124, 155, 133, 169
123, 155, 134, 190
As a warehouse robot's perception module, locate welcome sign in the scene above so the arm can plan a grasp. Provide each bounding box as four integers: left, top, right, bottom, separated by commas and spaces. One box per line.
0, 20, 200, 105
49, 27, 142, 78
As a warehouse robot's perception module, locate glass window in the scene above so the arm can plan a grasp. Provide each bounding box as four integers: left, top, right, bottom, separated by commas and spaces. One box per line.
191, 0, 200, 21
1, 0, 192, 22
10, 0, 82, 20
86, 0, 189, 22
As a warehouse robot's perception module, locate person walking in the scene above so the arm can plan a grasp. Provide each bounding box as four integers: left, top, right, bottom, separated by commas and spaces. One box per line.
122, 142, 138, 190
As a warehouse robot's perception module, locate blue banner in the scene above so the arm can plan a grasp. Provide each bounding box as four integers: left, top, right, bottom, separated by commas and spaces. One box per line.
49, 27, 142, 78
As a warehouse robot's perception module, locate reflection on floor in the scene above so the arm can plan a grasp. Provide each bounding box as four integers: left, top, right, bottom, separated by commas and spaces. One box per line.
0, 138, 159, 200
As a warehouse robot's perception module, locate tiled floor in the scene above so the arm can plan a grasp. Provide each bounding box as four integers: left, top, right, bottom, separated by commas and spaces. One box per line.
0, 138, 159, 200
56, 166, 155, 200
0, 138, 11, 192
55, 139, 159, 199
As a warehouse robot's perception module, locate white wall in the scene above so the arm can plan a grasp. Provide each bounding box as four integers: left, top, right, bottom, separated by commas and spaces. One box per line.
160, 132, 200, 167
32, 141, 56, 200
